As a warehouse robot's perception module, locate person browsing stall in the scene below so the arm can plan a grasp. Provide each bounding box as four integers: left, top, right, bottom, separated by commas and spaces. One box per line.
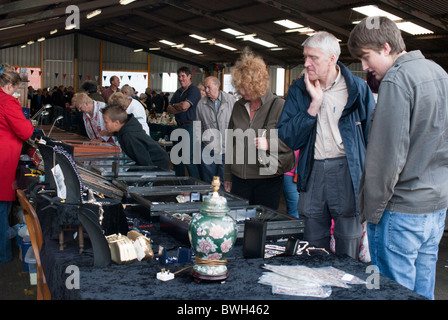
101, 104, 169, 170
224, 48, 294, 210
71, 92, 115, 144
277, 31, 376, 260
196, 76, 235, 184
0, 63, 34, 263
348, 16, 448, 300
108, 91, 150, 136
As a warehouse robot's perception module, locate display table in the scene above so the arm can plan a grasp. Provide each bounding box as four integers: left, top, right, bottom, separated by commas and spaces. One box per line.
39, 220, 425, 301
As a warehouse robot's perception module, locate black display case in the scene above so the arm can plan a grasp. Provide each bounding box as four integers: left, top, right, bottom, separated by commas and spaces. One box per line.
158, 205, 304, 244
129, 189, 249, 219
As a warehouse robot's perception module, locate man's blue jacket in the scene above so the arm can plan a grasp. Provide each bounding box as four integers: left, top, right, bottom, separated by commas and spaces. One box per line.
277, 62, 375, 212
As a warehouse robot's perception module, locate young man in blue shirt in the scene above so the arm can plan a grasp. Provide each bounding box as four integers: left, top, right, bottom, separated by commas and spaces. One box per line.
167, 67, 202, 180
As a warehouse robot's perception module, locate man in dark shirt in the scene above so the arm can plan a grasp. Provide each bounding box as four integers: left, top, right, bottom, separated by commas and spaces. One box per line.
167, 66, 202, 180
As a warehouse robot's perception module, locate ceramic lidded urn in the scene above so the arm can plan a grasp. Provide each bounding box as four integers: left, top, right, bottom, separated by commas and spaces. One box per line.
188, 176, 237, 282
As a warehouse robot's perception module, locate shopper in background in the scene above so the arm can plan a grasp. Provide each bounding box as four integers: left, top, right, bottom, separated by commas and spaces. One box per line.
348, 16, 448, 300
0, 63, 34, 263
196, 76, 235, 184
283, 149, 300, 218
167, 66, 202, 180
71, 92, 115, 144
224, 48, 294, 210
277, 31, 375, 259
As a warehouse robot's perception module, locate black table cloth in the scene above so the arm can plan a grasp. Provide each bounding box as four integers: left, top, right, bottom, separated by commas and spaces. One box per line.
39, 220, 425, 301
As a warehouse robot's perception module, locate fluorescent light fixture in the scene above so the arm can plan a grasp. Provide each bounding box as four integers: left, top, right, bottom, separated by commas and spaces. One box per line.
396, 21, 433, 35
236, 33, 256, 39
20, 45, 27, 48
87, 9, 102, 19
215, 43, 237, 51
352, 5, 400, 21
50, 29, 58, 35
189, 34, 207, 41
221, 28, 244, 36
27, 40, 34, 45
285, 27, 315, 34
270, 47, 286, 51
37, 37, 45, 42
172, 43, 184, 48
120, 0, 136, 5
352, 5, 433, 35
65, 24, 77, 30
274, 19, 304, 29
133, 48, 143, 52
149, 47, 161, 50
200, 39, 217, 45
0, 24, 25, 31
248, 38, 277, 48
181, 47, 203, 55
159, 39, 176, 46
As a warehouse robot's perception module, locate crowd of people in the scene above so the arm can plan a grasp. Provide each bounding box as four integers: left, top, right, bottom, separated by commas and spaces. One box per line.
2, 16, 448, 300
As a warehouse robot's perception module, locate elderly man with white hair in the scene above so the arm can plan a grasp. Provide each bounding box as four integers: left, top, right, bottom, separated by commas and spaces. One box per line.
277, 31, 376, 260
196, 76, 235, 184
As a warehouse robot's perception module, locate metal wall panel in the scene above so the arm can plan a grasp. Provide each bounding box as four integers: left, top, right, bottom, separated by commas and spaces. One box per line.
42, 34, 75, 89
77, 34, 101, 91
102, 41, 148, 70
0, 43, 41, 67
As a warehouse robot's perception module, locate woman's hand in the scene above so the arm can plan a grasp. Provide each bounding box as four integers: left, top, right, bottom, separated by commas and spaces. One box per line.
254, 136, 269, 151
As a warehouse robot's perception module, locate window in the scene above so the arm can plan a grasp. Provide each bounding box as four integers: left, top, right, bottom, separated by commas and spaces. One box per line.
102, 70, 148, 95
276, 68, 285, 96
162, 72, 178, 92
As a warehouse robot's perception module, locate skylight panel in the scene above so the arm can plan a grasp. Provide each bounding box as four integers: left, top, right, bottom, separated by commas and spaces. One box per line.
181, 47, 203, 55
247, 38, 277, 48
215, 43, 237, 51
221, 28, 244, 36
352, 5, 400, 21
274, 19, 304, 29
396, 21, 434, 35
159, 40, 176, 46
352, 5, 433, 35
189, 34, 207, 41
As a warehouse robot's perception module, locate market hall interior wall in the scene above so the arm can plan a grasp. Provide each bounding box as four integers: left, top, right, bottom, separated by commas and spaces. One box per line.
0, 33, 204, 93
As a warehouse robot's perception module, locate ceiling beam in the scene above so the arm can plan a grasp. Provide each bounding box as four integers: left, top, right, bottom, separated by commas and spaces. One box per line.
378, 0, 448, 31
255, 0, 351, 38
0, 0, 72, 16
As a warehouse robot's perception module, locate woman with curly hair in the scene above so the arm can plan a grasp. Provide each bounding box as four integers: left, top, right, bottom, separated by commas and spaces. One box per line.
223, 48, 294, 209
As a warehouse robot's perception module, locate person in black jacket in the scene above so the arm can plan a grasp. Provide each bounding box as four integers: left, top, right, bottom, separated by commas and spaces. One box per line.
101, 104, 170, 170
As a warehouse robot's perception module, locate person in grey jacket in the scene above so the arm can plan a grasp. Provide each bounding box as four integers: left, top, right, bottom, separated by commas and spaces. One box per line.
348, 16, 448, 300
196, 76, 235, 184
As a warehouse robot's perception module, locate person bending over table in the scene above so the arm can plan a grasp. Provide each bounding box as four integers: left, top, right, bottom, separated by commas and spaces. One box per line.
101, 104, 169, 171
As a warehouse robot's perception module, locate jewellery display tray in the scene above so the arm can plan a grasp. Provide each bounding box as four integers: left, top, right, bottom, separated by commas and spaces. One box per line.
129, 189, 249, 219
159, 205, 304, 244
112, 176, 211, 195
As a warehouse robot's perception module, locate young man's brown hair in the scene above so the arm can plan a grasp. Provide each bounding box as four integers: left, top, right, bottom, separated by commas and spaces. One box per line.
347, 16, 406, 58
